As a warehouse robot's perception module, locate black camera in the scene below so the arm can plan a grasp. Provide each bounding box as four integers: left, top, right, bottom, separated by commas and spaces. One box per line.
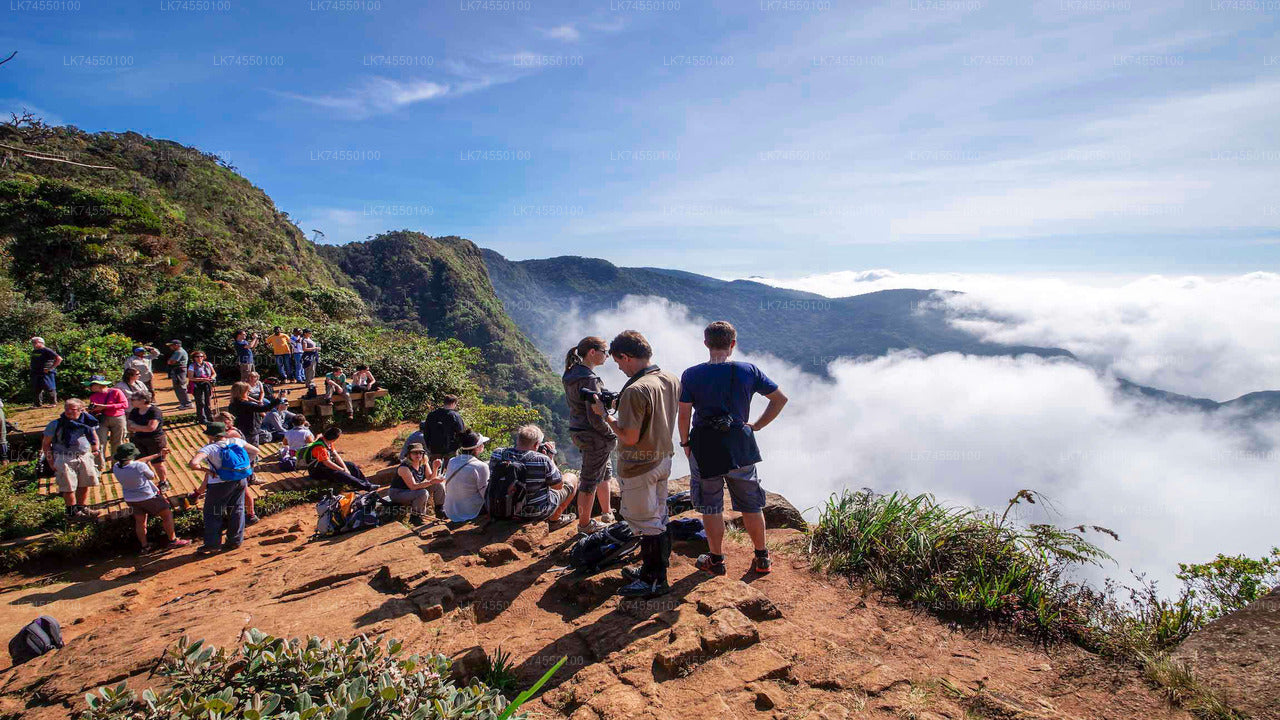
579, 386, 619, 410
705, 413, 735, 433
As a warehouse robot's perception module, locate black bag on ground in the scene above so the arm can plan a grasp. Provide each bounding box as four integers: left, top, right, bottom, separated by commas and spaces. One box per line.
8, 615, 63, 665
485, 460, 528, 521
666, 491, 694, 515
668, 517, 706, 541
569, 521, 639, 575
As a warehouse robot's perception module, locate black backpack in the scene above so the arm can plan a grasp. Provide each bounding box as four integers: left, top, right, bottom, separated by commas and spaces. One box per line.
422, 410, 459, 455
8, 615, 63, 665
569, 522, 639, 575
485, 459, 528, 521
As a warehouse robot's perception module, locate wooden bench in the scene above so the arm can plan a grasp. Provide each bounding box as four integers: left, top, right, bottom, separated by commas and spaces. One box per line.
289, 389, 389, 417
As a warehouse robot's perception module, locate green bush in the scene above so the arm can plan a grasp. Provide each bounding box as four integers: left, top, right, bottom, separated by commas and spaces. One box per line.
1177, 548, 1280, 621
83, 630, 556, 720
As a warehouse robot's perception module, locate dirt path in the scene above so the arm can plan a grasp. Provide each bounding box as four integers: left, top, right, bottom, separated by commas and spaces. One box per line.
0, 502, 1188, 720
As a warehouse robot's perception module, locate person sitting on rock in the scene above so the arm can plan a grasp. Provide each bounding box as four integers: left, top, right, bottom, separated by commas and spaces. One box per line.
302, 427, 377, 491
387, 442, 444, 525
488, 424, 578, 529
443, 429, 491, 523
111, 442, 189, 552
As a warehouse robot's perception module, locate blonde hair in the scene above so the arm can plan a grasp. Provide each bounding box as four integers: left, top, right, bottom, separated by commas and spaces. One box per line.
230, 381, 250, 401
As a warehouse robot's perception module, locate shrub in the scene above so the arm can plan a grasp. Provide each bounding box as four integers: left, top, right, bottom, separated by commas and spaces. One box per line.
1177, 548, 1280, 621
83, 630, 559, 720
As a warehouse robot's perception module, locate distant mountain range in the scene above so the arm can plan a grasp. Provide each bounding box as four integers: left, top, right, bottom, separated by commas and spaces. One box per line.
482, 250, 1280, 420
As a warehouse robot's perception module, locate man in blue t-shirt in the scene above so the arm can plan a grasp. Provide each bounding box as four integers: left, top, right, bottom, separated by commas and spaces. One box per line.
678, 321, 788, 576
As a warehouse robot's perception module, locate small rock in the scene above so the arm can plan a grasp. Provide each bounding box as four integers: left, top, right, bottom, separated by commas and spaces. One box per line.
654, 625, 707, 676
818, 702, 849, 720
260, 534, 298, 546
450, 645, 488, 682
721, 645, 791, 683
259, 526, 288, 537
699, 607, 759, 654
753, 682, 786, 710
288, 522, 303, 533
419, 604, 444, 621
479, 543, 519, 566
121, 588, 139, 597
858, 664, 910, 695
586, 684, 648, 718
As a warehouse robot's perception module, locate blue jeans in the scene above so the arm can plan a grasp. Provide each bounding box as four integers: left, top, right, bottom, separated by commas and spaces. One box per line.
203, 479, 247, 549
291, 352, 304, 382
274, 355, 293, 382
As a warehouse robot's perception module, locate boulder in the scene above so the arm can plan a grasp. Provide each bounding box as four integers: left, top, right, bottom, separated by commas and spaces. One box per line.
449, 645, 488, 682
667, 476, 808, 531
1171, 585, 1280, 719
654, 624, 707, 676
699, 607, 760, 654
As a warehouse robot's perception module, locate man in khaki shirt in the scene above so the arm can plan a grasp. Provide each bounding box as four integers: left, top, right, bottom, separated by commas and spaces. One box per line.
593, 330, 680, 597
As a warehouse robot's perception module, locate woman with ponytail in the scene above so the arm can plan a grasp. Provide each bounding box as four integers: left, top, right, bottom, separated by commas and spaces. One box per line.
562, 336, 617, 535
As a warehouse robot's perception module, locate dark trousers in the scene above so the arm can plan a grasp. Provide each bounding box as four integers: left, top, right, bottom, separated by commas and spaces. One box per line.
203, 479, 247, 549
310, 461, 377, 491
192, 382, 213, 424
170, 369, 190, 407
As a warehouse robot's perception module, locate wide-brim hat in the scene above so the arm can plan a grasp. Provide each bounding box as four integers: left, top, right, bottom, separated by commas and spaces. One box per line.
404, 442, 426, 454
84, 375, 111, 387
203, 422, 230, 437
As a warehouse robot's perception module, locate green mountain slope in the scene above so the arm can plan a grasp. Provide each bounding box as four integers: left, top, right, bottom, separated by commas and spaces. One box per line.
317, 232, 566, 434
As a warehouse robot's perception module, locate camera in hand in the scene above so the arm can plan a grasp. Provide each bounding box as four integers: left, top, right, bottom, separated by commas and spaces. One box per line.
537, 441, 557, 457
579, 386, 619, 410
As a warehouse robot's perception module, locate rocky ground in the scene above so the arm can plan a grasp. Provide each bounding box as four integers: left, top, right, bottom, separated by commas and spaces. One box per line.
0, 479, 1191, 720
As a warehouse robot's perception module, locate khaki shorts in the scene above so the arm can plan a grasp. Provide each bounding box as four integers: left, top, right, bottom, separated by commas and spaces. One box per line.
54, 452, 99, 494
547, 473, 579, 509
619, 457, 671, 536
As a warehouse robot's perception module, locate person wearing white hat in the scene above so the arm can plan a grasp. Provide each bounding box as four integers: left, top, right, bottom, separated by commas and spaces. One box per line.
441, 429, 491, 522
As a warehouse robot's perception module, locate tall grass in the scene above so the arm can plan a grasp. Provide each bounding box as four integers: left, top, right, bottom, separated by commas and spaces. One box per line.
808, 488, 1112, 641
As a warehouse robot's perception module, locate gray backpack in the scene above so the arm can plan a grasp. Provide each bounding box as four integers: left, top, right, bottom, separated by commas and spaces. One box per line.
9, 615, 63, 665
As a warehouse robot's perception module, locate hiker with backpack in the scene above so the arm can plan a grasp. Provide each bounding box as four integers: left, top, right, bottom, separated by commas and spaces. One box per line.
29, 336, 62, 407
563, 336, 618, 536
417, 395, 466, 516
679, 321, 788, 576
126, 391, 171, 492
41, 398, 101, 518
591, 330, 680, 598
187, 350, 217, 424
302, 427, 377, 491
188, 422, 261, 553
206, 412, 260, 525
111, 443, 190, 552
387, 442, 445, 524
487, 424, 579, 529
442, 429, 490, 522
85, 376, 129, 472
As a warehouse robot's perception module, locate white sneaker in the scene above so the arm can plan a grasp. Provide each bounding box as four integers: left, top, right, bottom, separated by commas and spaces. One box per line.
577, 518, 608, 536
600, 512, 616, 525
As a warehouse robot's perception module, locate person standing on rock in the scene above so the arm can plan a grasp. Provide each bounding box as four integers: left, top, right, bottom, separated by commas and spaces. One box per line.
592, 330, 680, 598
29, 336, 62, 407
679, 321, 788, 576
563, 336, 618, 536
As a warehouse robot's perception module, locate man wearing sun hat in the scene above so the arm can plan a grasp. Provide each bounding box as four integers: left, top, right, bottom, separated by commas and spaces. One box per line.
86, 375, 129, 471
188, 421, 261, 553
442, 429, 491, 522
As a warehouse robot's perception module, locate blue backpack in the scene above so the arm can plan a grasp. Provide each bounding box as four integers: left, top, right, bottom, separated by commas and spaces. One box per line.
215, 442, 253, 482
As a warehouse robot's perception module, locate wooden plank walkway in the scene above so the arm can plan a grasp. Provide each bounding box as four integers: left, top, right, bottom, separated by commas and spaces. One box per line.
10, 375, 391, 523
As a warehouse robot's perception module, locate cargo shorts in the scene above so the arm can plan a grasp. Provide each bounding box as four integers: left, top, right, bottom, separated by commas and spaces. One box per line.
571, 430, 616, 492
689, 453, 766, 514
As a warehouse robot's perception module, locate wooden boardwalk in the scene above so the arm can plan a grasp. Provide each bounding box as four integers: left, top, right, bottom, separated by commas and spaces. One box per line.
8, 374, 390, 522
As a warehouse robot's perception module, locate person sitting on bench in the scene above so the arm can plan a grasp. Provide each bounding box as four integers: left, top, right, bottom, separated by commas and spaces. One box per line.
302, 427, 376, 491
323, 365, 355, 420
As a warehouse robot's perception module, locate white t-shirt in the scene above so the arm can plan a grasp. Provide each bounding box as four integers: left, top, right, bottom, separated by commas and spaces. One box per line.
113, 461, 158, 503
443, 455, 490, 522
284, 426, 315, 452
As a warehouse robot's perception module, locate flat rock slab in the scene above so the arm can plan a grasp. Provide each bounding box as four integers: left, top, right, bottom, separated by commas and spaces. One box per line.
687, 577, 783, 621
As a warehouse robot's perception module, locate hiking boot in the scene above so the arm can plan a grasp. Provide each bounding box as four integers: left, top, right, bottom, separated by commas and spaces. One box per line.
548, 513, 576, 531
196, 545, 220, 555
695, 553, 727, 576
245, 515, 260, 526
750, 554, 772, 574
410, 514, 425, 526
600, 512, 616, 524
617, 576, 669, 598
620, 565, 645, 582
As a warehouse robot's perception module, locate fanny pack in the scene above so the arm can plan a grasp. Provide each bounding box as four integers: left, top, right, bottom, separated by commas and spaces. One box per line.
689, 363, 761, 478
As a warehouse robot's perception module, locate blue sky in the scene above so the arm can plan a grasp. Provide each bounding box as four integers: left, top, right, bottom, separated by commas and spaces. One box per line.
3, 0, 1279, 276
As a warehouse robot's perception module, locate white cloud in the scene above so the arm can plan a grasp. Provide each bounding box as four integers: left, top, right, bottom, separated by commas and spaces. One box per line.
552, 295, 1280, 591
281, 77, 478, 119
755, 270, 1280, 401
543, 24, 580, 42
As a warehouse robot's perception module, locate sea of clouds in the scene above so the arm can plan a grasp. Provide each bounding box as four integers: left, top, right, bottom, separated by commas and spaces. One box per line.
551, 279, 1280, 591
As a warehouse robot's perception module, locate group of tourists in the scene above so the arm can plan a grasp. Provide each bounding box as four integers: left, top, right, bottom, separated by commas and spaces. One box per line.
29, 320, 788, 600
